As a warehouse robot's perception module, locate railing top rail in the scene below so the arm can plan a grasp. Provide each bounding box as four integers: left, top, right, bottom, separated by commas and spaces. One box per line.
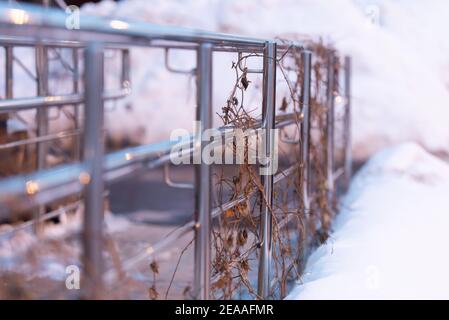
0, 3, 270, 47
0, 3, 305, 51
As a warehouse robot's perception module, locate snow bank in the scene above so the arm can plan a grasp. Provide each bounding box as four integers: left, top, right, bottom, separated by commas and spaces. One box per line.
287, 142, 449, 299
77, 0, 449, 160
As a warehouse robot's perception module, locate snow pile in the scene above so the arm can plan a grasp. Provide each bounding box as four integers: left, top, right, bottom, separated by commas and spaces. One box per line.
287, 142, 449, 299
77, 0, 449, 160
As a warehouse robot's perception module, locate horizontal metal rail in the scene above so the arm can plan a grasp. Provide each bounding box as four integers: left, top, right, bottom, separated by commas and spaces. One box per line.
0, 3, 304, 52
0, 89, 129, 113
0, 111, 304, 216
0, 129, 79, 150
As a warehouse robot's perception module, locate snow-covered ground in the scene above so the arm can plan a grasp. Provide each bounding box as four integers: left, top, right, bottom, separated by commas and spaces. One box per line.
287, 142, 449, 299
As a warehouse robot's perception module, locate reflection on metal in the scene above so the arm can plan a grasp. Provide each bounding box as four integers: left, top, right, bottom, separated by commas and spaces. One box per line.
110, 20, 129, 30
25, 180, 39, 195
8, 9, 29, 25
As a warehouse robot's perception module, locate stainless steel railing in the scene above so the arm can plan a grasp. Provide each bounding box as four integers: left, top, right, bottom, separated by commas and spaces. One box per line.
0, 3, 352, 299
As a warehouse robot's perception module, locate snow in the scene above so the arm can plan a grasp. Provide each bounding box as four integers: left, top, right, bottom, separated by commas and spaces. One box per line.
287, 142, 449, 299
77, 0, 449, 161
0, 208, 130, 279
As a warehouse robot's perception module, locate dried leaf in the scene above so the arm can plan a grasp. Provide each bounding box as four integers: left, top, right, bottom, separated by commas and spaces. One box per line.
224, 209, 234, 219
212, 276, 227, 290
150, 261, 159, 274
237, 202, 248, 217
241, 70, 250, 90
280, 97, 288, 111
240, 259, 249, 274
183, 286, 191, 298
226, 234, 233, 248
149, 285, 158, 300
237, 229, 248, 246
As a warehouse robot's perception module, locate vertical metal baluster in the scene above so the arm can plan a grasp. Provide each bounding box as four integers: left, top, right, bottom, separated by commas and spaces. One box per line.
1, 46, 13, 133
299, 50, 312, 263
35, 45, 48, 234
72, 48, 81, 161
121, 49, 130, 89
0, 46, 13, 164
325, 51, 335, 210
82, 42, 105, 299
193, 43, 212, 300
36, 45, 49, 171
343, 56, 352, 190
257, 41, 277, 299
5, 46, 13, 100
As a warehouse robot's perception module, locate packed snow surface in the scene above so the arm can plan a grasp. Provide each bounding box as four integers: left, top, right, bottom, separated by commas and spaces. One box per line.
287, 142, 449, 299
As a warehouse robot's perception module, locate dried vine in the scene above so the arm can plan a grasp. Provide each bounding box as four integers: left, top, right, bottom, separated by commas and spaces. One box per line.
209, 39, 340, 299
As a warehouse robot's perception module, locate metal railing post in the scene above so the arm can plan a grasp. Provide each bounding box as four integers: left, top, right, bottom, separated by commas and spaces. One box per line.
35, 45, 49, 234
0, 45, 13, 130
325, 51, 336, 208
36, 45, 49, 170
343, 56, 352, 190
121, 49, 131, 88
257, 41, 277, 299
193, 42, 213, 300
82, 42, 105, 299
5, 46, 13, 99
72, 48, 81, 161
299, 50, 312, 259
